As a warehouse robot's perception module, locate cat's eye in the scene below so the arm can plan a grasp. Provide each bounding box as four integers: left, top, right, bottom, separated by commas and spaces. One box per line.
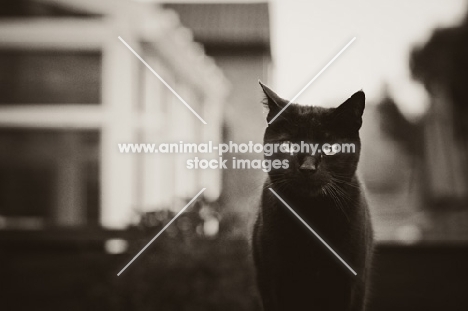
322, 144, 340, 156
279, 141, 292, 153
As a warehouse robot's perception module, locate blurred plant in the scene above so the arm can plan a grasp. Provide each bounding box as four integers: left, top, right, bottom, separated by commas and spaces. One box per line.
133, 196, 222, 240
111, 196, 260, 310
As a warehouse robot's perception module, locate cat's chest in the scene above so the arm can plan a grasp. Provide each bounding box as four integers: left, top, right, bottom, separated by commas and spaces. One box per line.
272, 196, 349, 235
267, 197, 353, 262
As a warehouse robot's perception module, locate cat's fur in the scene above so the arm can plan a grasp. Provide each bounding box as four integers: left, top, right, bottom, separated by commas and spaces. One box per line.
252, 82, 374, 311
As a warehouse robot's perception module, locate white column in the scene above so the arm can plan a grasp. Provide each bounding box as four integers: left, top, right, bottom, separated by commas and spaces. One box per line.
201, 94, 224, 200
171, 84, 198, 201
55, 132, 86, 226
100, 22, 136, 229
140, 53, 169, 212
151, 61, 177, 210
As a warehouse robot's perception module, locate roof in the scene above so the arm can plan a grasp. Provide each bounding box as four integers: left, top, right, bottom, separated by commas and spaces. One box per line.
164, 2, 270, 52
1, 0, 99, 18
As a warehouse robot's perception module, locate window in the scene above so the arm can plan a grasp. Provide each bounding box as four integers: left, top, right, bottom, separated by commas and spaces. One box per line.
0, 129, 100, 229
0, 50, 101, 105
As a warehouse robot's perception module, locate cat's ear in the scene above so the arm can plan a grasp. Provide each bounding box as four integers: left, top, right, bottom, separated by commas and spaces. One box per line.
259, 80, 289, 122
332, 91, 365, 131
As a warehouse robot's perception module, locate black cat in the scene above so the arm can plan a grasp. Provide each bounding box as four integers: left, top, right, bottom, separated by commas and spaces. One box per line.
252, 82, 374, 311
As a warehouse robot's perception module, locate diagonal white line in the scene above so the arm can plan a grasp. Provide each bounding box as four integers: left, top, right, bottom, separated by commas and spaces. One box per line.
268, 37, 357, 124
118, 36, 208, 125
268, 188, 357, 276
117, 188, 206, 276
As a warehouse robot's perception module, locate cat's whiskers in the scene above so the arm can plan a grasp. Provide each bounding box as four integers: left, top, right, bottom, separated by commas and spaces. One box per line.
267, 179, 292, 193
330, 178, 362, 214
330, 175, 360, 190
322, 181, 351, 222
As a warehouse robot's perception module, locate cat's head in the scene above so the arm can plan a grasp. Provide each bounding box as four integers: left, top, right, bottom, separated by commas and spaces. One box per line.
259, 81, 365, 196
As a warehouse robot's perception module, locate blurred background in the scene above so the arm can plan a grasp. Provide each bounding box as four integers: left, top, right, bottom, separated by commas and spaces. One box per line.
1, 0, 467, 310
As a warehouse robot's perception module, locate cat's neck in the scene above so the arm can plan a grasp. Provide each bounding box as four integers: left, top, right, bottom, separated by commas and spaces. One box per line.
268, 174, 361, 202
267, 174, 361, 225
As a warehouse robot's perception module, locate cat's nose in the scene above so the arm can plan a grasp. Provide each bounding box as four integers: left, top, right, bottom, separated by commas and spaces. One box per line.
299, 155, 319, 173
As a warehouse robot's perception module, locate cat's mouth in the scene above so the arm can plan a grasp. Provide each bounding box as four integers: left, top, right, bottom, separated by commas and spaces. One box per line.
269, 170, 331, 196
298, 172, 327, 186
282, 175, 328, 196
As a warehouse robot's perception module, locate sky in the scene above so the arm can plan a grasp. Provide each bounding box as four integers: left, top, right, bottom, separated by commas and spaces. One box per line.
270, 0, 467, 117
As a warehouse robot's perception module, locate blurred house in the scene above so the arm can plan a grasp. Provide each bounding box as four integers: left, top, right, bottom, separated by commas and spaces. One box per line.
0, 0, 228, 231
165, 2, 272, 235
409, 12, 468, 242
359, 94, 426, 242
360, 11, 468, 243
411, 17, 468, 204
